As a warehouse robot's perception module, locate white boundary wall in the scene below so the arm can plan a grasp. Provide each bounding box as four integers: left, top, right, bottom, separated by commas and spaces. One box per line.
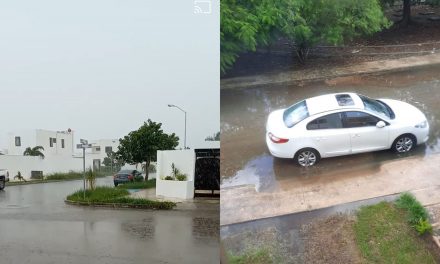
156, 149, 195, 199
0, 155, 95, 180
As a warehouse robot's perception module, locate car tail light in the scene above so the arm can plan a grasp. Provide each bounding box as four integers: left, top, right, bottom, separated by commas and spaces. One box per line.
268, 132, 289, 144
128, 174, 133, 180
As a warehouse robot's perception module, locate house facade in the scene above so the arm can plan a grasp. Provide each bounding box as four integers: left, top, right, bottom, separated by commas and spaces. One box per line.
1, 129, 121, 180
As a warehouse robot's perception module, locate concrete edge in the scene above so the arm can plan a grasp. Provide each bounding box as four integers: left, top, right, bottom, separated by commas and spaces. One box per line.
221, 55, 440, 90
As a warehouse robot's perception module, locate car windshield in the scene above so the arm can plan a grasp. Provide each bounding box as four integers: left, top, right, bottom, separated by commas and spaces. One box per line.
359, 95, 393, 119
283, 100, 309, 128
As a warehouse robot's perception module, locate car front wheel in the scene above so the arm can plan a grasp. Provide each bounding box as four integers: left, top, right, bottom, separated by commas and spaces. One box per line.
295, 148, 320, 167
393, 135, 416, 153
0, 179, 5, 190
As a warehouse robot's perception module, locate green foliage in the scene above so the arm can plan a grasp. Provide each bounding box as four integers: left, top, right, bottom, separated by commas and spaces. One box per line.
66, 186, 175, 210
205, 131, 220, 141
221, 0, 390, 72
396, 193, 429, 225
162, 163, 188, 181
85, 167, 96, 190
45, 171, 84, 180
228, 248, 273, 264
354, 202, 437, 263
176, 174, 187, 181
116, 119, 179, 180
414, 218, 433, 235
23, 146, 45, 159
117, 179, 156, 189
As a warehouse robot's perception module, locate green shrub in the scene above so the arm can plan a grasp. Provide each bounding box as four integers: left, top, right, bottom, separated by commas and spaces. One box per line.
163, 176, 174, 180
45, 171, 83, 180
117, 179, 156, 189
176, 174, 187, 181
396, 193, 429, 225
414, 218, 433, 235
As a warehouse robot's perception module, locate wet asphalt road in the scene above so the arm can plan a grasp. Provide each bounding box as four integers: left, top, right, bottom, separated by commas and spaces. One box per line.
0, 177, 219, 264
221, 65, 440, 191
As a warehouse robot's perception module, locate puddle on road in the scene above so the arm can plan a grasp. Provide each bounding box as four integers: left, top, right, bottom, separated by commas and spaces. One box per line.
221, 65, 440, 188
121, 218, 155, 240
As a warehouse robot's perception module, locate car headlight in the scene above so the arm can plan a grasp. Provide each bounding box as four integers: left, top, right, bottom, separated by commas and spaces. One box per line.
415, 120, 428, 128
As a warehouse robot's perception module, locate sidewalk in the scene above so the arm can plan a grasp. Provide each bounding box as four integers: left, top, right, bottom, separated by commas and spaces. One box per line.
221, 53, 440, 89
129, 188, 219, 211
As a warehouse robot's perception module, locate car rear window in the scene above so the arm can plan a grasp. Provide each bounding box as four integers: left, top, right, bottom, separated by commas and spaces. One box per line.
283, 100, 309, 128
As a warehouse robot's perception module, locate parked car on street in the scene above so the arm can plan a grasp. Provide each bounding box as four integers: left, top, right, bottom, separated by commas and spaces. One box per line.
0, 169, 9, 190
266, 92, 429, 166
113, 169, 143, 186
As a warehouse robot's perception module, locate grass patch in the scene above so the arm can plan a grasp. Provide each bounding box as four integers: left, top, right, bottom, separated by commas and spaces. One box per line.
228, 248, 274, 264
396, 192, 432, 234
116, 179, 156, 189
45, 171, 108, 181
354, 201, 437, 264
66, 186, 175, 210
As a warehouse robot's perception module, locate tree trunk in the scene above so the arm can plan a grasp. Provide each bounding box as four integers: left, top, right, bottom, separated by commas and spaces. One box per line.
144, 160, 150, 181
295, 46, 310, 65
401, 0, 411, 26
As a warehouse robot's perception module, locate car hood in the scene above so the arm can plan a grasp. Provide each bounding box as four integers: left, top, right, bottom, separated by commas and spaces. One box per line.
380, 99, 427, 123
266, 109, 292, 137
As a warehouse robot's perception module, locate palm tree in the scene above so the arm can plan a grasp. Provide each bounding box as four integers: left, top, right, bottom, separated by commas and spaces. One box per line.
23, 146, 45, 159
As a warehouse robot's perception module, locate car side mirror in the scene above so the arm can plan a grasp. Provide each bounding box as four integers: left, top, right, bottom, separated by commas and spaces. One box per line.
376, 121, 386, 128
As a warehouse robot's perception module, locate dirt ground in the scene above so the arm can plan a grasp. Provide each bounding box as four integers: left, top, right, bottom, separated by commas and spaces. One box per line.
223, 5, 440, 79
301, 215, 362, 264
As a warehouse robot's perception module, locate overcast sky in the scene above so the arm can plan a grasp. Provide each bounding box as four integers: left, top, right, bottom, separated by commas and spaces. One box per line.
0, 0, 219, 150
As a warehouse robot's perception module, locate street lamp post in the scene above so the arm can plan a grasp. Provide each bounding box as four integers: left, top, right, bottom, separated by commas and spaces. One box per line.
168, 104, 187, 149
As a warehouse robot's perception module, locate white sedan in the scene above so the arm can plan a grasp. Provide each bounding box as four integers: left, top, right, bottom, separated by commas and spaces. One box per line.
266, 93, 429, 166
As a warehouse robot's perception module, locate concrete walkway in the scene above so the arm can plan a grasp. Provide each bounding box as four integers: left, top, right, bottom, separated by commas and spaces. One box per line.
221, 153, 440, 226
129, 188, 219, 211
221, 53, 440, 89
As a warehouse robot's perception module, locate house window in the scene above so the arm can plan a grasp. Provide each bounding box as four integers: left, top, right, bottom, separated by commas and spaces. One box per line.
105, 146, 112, 153
95, 147, 101, 152
61, 139, 65, 148
49, 138, 53, 147
15, 136, 21, 147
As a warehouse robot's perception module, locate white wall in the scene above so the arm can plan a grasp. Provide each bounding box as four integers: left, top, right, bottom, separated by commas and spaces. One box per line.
89, 139, 119, 161
7, 130, 36, 155
156, 149, 195, 199
0, 154, 94, 180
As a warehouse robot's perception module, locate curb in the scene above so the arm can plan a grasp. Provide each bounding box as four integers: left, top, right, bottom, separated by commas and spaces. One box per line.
221, 53, 440, 90
64, 199, 175, 210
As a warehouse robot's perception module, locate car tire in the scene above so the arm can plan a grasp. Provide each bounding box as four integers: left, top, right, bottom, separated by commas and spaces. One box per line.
392, 134, 416, 153
0, 179, 5, 190
294, 148, 320, 167
114, 182, 118, 187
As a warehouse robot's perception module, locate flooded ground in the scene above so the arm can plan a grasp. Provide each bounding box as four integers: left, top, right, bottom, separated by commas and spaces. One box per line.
0, 177, 219, 264
221, 65, 440, 187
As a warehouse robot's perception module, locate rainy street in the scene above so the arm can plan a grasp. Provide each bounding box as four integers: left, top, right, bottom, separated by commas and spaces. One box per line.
0, 177, 219, 264
220, 65, 440, 225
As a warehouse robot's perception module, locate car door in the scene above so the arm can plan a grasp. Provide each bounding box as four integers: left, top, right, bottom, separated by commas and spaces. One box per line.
306, 112, 351, 157
342, 111, 389, 153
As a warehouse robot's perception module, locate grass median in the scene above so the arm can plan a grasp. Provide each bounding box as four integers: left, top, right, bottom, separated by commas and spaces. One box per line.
66, 186, 176, 210
354, 200, 438, 264
7, 171, 110, 186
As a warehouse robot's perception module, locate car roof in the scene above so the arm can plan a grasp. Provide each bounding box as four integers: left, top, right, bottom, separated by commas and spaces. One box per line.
305, 93, 364, 116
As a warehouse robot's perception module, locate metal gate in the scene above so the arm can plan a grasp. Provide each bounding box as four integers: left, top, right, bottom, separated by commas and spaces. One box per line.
194, 148, 220, 197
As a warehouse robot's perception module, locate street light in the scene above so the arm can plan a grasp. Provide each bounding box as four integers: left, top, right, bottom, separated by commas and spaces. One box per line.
168, 104, 187, 149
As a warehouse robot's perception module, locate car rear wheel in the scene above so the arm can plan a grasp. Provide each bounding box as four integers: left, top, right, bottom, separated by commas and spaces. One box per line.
114, 182, 118, 187
393, 134, 416, 153
295, 148, 320, 167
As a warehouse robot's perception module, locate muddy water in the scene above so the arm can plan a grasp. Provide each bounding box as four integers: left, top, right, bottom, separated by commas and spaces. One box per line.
221, 65, 440, 191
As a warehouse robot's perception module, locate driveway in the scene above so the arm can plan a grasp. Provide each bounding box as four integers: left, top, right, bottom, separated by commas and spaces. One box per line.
220, 65, 440, 225
0, 177, 219, 264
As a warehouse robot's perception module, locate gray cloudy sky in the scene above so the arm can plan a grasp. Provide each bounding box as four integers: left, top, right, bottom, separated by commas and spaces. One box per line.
0, 0, 219, 149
